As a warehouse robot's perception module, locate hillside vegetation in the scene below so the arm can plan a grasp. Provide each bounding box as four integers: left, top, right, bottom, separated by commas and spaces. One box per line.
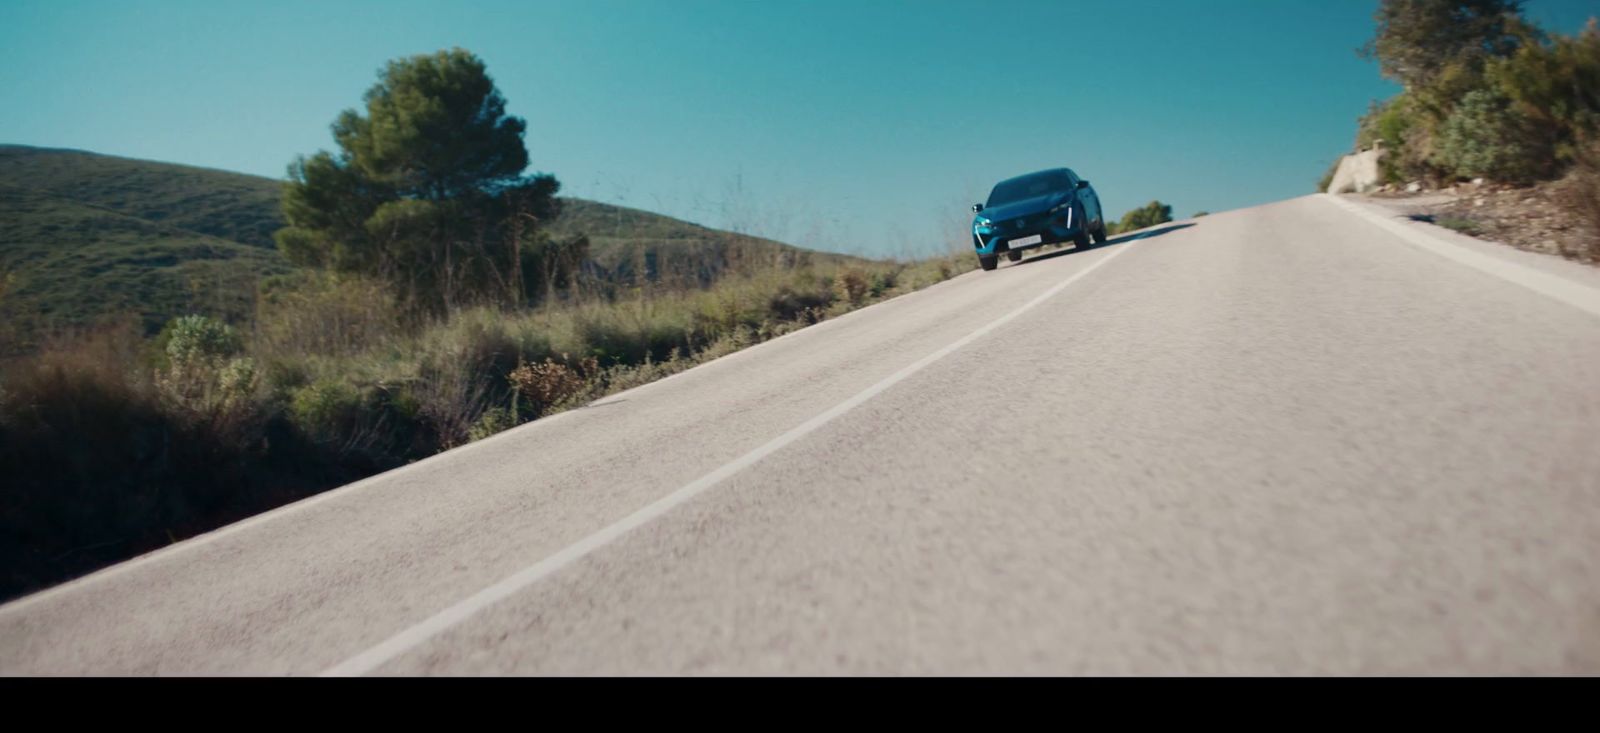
1105, 201, 1175, 235
1324, 1, 1600, 256
0, 180, 286, 352
0, 50, 965, 600
0, 145, 285, 247
0, 145, 869, 355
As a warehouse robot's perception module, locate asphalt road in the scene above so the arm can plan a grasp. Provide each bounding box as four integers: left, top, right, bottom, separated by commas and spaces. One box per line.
5, 194, 1600, 675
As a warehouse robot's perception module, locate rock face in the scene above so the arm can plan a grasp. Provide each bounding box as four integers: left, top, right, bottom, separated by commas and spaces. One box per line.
1327, 145, 1386, 194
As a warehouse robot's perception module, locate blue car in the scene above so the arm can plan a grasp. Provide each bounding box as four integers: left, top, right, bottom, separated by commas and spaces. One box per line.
971, 168, 1107, 271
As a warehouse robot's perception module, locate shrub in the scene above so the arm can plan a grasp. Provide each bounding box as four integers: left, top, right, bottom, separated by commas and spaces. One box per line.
891, 256, 962, 292
289, 378, 364, 442
833, 268, 871, 306
868, 270, 895, 298
508, 357, 590, 413
255, 272, 400, 359
1436, 216, 1484, 236
153, 315, 261, 442
767, 283, 833, 322
569, 304, 692, 366
0, 322, 153, 444
419, 308, 526, 380
468, 406, 518, 442
0, 321, 265, 599
1352, 94, 1436, 183
413, 358, 493, 450
283, 374, 423, 465
1116, 201, 1174, 232
163, 314, 242, 366
564, 349, 688, 407
1435, 87, 1557, 182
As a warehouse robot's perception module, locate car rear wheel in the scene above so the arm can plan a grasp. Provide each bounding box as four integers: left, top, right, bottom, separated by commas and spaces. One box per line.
1005, 249, 1022, 262
978, 254, 998, 271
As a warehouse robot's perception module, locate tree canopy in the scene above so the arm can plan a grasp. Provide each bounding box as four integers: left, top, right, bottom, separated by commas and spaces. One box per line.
275, 48, 583, 313
1349, 4, 1600, 186
1361, 0, 1528, 92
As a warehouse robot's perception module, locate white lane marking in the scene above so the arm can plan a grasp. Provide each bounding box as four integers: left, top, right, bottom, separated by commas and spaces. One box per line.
321, 239, 1142, 676
1321, 194, 1600, 319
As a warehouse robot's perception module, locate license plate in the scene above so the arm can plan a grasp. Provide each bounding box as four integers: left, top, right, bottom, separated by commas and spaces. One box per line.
1009, 234, 1042, 248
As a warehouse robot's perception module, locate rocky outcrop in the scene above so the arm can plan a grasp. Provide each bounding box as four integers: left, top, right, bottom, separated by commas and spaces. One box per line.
1327, 142, 1387, 194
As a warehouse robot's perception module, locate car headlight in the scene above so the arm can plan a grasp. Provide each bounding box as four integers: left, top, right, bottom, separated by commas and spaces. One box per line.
974, 218, 992, 229
1049, 202, 1073, 214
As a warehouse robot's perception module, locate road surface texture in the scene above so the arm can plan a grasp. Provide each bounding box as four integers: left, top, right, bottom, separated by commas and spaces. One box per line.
4, 194, 1600, 675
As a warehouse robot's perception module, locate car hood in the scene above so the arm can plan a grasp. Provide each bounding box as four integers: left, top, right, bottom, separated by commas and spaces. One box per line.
976, 192, 1068, 221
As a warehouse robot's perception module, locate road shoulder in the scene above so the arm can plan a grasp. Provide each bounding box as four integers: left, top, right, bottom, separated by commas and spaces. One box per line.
1323, 193, 1600, 319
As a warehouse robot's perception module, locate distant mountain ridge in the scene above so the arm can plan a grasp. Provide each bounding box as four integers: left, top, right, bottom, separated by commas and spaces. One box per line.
0, 145, 860, 354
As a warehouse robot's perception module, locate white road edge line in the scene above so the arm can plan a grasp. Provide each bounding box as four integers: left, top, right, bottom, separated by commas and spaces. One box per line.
1321, 193, 1600, 319
320, 238, 1142, 676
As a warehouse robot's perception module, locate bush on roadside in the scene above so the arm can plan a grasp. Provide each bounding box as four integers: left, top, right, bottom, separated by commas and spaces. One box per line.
1435, 87, 1557, 183
507, 357, 591, 414
413, 356, 493, 451
766, 283, 832, 323
468, 406, 518, 443
833, 268, 871, 307
255, 272, 400, 360
0, 321, 282, 599
1116, 201, 1174, 233
154, 315, 262, 443
288, 378, 364, 444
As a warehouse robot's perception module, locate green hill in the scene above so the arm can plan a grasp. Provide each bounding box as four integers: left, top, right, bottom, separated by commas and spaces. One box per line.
0, 145, 285, 248
0, 145, 862, 354
0, 154, 291, 354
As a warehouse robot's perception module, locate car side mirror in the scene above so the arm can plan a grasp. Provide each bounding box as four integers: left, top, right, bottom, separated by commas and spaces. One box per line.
972, 203, 984, 213
1076, 180, 1090, 189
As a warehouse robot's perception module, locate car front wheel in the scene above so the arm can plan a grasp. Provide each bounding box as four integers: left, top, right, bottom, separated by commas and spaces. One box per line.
1006, 249, 1022, 262
978, 253, 998, 271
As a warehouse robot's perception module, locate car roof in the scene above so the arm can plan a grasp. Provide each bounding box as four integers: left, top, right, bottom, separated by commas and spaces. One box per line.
995, 168, 1074, 185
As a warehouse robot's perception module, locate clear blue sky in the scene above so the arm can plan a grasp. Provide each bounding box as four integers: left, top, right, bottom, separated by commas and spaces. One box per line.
2, 0, 1595, 258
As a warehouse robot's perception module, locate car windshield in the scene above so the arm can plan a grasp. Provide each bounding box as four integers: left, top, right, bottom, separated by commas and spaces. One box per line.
986, 171, 1070, 208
